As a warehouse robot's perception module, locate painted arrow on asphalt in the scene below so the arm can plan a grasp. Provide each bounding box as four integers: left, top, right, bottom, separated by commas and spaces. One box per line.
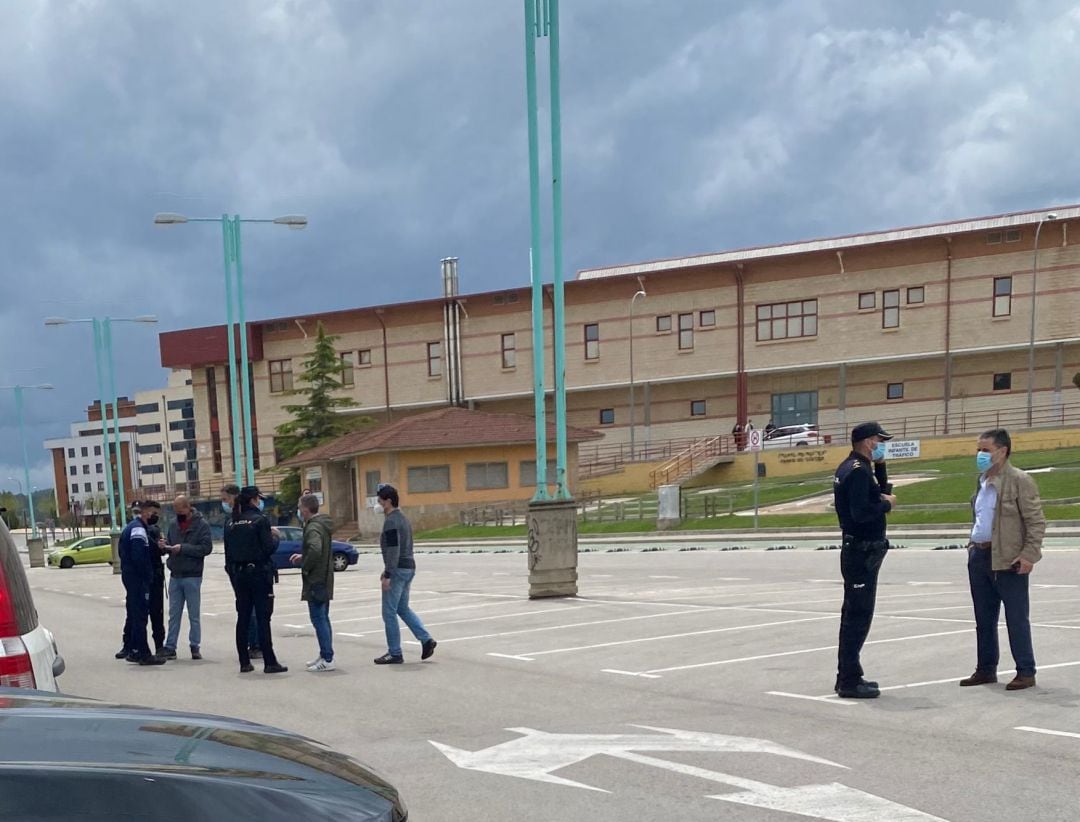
431, 725, 949, 822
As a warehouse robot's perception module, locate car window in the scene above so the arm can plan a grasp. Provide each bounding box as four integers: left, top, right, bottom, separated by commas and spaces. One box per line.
0, 522, 39, 635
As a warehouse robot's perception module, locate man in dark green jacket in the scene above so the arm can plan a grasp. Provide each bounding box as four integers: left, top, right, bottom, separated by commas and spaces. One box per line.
290, 494, 335, 672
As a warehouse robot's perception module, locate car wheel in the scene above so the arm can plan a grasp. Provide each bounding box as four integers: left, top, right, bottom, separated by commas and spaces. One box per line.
60, 556, 74, 569
332, 553, 349, 572
796, 441, 808, 447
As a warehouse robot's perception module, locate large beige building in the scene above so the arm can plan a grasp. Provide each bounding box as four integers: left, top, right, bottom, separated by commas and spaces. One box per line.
160, 204, 1080, 496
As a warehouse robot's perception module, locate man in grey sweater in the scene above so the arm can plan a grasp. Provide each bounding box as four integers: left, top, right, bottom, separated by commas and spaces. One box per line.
374, 484, 436, 665
160, 495, 213, 660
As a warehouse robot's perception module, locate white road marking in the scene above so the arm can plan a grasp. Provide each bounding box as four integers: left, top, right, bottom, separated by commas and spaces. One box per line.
648, 575, 679, 579
766, 691, 857, 706
331, 598, 529, 626
1015, 726, 1080, 741
488, 653, 534, 662
907, 581, 952, 586
624, 629, 971, 678
1034, 584, 1079, 588
601, 669, 662, 679
494, 615, 835, 662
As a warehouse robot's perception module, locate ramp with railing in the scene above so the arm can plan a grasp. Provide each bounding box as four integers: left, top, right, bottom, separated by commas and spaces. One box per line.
649, 436, 736, 488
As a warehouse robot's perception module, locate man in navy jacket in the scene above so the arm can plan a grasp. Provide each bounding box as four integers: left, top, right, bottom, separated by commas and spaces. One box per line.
118, 500, 166, 665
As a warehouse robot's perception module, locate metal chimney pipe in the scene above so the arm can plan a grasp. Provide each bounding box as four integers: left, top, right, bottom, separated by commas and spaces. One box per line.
441, 257, 459, 298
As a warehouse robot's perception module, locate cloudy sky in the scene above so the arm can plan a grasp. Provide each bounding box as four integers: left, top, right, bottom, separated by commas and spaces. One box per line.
2, 0, 1078, 491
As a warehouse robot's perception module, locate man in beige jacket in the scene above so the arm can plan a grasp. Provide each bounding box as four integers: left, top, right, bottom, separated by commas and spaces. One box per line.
960, 428, 1046, 691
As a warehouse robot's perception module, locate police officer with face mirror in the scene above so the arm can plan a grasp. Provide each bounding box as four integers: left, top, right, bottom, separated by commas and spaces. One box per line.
833, 421, 897, 698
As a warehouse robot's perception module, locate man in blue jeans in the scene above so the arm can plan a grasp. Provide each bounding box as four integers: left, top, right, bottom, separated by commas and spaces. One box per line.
290, 494, 335, 672
160, 495, 213, 660
374, 485, 436, 665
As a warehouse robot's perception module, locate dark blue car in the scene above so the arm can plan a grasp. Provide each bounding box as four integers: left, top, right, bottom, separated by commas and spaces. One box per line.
271, 526, 360, 573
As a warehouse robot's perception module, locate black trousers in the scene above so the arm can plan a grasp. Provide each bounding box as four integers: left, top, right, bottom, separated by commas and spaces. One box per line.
149, 564, 166, 652
837, 540, 888, 686
967, 546, 1036, 676
229, 564, 279, 667
121, 573, 151, 658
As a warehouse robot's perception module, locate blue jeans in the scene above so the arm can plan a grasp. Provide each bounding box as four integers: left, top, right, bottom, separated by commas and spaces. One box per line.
165, 576, 203, 650
308, 601, 334, 662
382, 568, 431, 657
968, 546, 1036, 676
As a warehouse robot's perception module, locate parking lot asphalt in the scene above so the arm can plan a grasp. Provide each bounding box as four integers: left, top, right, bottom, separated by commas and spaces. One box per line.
25, 546, 1080, 822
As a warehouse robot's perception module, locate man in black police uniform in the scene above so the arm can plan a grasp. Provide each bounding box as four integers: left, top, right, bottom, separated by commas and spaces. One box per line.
833, 421, 897, 698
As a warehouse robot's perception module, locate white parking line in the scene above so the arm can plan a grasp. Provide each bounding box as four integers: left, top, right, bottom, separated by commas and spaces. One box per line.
612, 629, 971, 679
491, 615, 836, 662
1015, 726, 1080, 741
765, 691, 858, 706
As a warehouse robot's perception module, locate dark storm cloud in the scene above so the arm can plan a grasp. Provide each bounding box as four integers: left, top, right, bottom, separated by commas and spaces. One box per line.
1, 0, 1077, 488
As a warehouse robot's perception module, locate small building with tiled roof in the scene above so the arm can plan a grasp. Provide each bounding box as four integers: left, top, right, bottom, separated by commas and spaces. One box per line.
281, 407, 600, 535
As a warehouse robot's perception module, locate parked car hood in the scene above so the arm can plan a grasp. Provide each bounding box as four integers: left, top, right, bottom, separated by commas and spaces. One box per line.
0, 689, 405, 821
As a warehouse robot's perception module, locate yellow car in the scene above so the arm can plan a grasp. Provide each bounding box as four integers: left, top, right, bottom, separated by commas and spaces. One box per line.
47, 535, 113, 569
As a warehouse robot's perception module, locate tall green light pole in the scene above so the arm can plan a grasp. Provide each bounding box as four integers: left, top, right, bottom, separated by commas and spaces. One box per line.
154, 212, 308, 487
524, 0, 569, 500
45, 316, 158, 531
0, 384, 53, 537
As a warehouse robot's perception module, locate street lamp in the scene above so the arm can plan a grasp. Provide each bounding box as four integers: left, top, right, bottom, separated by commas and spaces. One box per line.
1027, 213, 1057, 427
0, 384, 53, 537
628, 286, 647, 460
44, 317, 157, 532
153, 212, 308, 487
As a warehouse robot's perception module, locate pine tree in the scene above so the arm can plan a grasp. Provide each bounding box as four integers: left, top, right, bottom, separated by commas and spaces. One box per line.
276, 322, 354, 460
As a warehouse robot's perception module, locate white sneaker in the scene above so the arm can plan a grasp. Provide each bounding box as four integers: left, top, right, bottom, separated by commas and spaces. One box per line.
306, 657, 321, 668
308, 658, 336, 672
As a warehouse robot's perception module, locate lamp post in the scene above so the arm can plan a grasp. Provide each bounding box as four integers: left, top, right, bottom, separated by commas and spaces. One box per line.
1, 384, 52, 537
45, 316, 157, 532
154, 212, 307, 487
1027, 213, 1057, 428
628, 287, 647, 460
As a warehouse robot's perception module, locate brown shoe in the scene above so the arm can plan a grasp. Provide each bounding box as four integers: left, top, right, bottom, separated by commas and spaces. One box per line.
1005, 675, 1036, 691
959, 671, 997, 686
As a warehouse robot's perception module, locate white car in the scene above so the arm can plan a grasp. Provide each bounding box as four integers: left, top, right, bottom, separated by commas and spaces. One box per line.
0, 520, 64, 690
762, 424, 830, 450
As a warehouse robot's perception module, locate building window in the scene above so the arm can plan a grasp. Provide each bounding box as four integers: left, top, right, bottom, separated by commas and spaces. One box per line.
427, 342, 443, 377
135, 402, 159, 414
519, 459, 557, 487
771, 391, 818, 427
501, 333, 516, 369
97, 481, 105, 492
166, 399, 191, 411
756, 300, 818, 341
599, 408, 615, 425
466, 462, 509, 490
364, 470, 382, 497
67, 448, 75, 458
137, 423, 161, 435
69, 466, 77, 476
993, 372, 1012, 391
71, 484, 78, 495
80, 446, 88, 458
340, 352, 355, 387
269, 359, 293, 393
141, 464, 165, 475
699, 310, 716, 327
94, 445, 101, 456
986, 231, 1003, 245
690, 400, 707, 417
656, 315, 672, 333
882, 290, 900, 329
407, 464, 451, 494
887, 383, 904, 400
993, 277, 1012, 317
678, 313, 694, 349
1005, 228, 1022, 243
137, 444, 163, 455
858, 292, 875, 310
584, 323, 600, 360
83, 483, 92, 493
206, 366, 223, 474
907, 286, 925, 305
358, 348, 372, 366
82, 465, 90, 475
95, 463, 103, 473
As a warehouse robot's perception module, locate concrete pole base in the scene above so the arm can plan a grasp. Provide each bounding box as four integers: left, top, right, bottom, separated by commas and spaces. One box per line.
26, 537, 46, 568
111, 533, 121, 575
527, 498, 578, 598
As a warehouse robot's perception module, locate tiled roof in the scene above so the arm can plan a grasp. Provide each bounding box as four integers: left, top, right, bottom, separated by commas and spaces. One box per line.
281, 406, 601, 467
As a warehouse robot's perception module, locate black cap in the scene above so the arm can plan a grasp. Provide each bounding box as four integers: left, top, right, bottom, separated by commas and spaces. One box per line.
850, 421, 893, 444
240, 485, 266, 500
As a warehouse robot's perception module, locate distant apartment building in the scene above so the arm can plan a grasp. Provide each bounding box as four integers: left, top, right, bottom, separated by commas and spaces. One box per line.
44, 370, 196, 523
158, 205, 1080, 504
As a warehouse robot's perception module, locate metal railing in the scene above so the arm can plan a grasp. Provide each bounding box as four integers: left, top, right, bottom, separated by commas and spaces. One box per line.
649, 435, 734, 488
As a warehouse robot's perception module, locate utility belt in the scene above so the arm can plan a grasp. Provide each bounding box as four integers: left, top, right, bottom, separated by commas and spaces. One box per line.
969, 541, 992, 549
842, 535, 890, 552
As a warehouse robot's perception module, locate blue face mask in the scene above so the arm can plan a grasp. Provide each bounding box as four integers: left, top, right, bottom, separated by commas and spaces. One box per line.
976, 451, 993, 473
221, 501, 232, 513
256, 499, 264, 512
871, 443, 887, 462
